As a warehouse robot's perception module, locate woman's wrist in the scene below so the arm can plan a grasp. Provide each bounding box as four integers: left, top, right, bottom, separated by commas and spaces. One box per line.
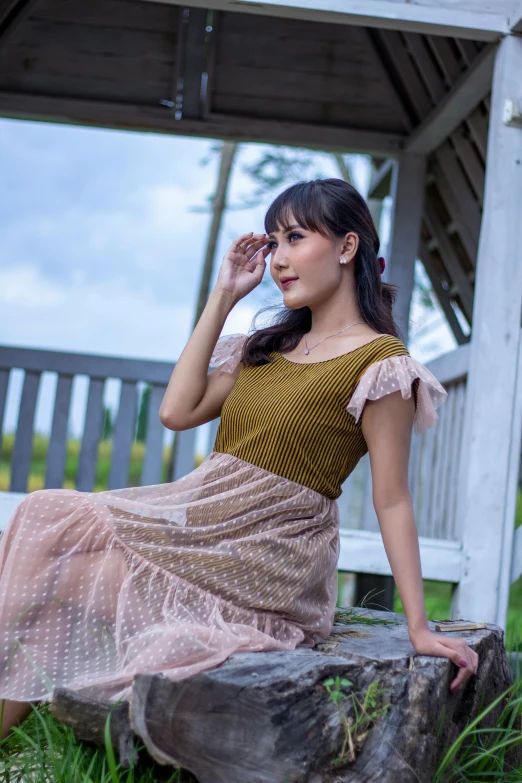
407, 620, 431, 641
210, 285, 240, 312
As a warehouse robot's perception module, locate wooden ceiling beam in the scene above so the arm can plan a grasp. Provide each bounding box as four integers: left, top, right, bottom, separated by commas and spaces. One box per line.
405, 43, 496, 154
138, 0, 509, 40
510, 1, 522, 32
419, 242, 469, 346
0, 0, 37, 46
423, 195, 475, 322
0, 91, 405, 155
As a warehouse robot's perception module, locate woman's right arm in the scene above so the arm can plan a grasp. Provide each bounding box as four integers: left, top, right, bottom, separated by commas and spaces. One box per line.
159, 231, 269, 431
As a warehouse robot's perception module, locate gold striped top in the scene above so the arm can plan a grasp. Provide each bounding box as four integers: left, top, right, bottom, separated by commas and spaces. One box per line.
213, 334, 414, 499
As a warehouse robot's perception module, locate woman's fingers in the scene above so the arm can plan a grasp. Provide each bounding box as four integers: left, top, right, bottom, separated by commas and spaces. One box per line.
438, 639, 479, 692
245, 238, 269, 261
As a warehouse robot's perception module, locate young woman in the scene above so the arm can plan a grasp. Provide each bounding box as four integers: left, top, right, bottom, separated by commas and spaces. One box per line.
0, 177, 478, 739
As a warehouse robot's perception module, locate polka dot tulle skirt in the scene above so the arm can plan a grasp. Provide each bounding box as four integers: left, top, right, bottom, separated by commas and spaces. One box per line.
0, 452, 340, 704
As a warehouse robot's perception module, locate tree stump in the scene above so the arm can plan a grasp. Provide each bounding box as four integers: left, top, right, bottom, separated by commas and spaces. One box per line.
50, 607, 520, 783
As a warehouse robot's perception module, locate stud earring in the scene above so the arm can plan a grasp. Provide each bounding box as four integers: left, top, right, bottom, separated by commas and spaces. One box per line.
340, 255, 347, 264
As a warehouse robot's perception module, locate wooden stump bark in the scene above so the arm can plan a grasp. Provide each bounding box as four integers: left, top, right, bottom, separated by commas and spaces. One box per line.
50, 607, 520, 783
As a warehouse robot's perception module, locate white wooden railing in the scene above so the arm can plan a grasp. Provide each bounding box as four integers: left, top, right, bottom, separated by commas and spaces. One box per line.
1, 341, 520, 586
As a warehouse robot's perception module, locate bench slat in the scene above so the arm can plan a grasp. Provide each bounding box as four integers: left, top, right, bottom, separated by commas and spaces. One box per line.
108, 380, 138, 490
77, 377, 105, 492
141, 384, 167, 486
0, 368, 9, 465
11, 371, 41, 492
45, 374, 74, 488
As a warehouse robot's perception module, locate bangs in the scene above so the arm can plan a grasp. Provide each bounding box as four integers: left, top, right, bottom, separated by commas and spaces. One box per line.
264, 182, 332, 237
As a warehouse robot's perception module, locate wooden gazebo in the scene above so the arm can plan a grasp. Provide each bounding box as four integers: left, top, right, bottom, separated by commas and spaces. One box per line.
1, 0, 521, 630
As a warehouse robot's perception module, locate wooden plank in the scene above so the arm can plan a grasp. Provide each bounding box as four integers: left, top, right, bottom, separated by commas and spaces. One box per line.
416, 420, 437, 537
419, 244, 469, 345
451, 34, 522, 629
0, 345, 173, 386
425, 341, 470, 385
423, 195, 475, 322
384, 154, 427, 342
408, 430, 422, 516
177, 6, 208, 119
2, 17, 178, 61
402, 31, 446, 104
0, 0, 37, 46
0, 92, 406, 154
429, 158, 480, 261
451, 132, 485, 203
429, 386, 451, 538
426, 35, 463, 86
10, 370, 40, 492
512, 526, 522, 583
140, 0, 508, 40
465, 102, 490, 161
212, 92, 406, 132
375, 29, 432, 123
28, 0, 180, 32
435, 385, 457, 537
445, 381, 466, 539
44, 373, 73, 489
213, 62, 389, 104
76, 377, 105, 492
337, 528, 462, 583
0, 368, 9, 465
140, 384, 168, 486
406, 43, 495, 155
455, 38, 481, 68
206, 416, 220, 455
359, 27, 412, 131
171, 428, 196, 481
108, 380, 138, 490
432, 144, 482, 251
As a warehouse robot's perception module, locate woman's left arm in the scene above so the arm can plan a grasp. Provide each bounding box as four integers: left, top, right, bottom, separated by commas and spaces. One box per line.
361, 388, 479, 694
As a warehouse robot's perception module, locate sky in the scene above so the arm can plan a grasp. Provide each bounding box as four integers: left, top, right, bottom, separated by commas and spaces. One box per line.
0, 117, 456, 446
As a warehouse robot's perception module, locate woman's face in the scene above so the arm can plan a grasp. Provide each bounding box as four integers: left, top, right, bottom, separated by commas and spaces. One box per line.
267, 216, 357, 309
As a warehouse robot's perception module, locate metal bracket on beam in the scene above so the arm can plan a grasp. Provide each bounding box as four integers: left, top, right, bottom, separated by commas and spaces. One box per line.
503, 98, 522, 127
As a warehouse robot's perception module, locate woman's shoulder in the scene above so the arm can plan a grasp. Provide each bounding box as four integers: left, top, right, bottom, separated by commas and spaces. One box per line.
367, 333, 409, 360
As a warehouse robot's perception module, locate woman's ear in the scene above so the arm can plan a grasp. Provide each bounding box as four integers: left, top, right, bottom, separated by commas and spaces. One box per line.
341, 231, 359, 261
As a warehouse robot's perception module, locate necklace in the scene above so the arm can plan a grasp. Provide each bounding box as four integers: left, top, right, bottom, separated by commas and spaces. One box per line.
303, 321, 365, 355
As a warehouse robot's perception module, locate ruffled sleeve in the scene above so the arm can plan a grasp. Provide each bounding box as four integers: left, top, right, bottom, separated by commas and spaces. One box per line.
346, 355, 448, 434
209, 333, 248, 374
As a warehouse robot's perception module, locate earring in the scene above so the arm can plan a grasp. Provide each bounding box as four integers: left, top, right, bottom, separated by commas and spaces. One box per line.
340, 255, 347, 264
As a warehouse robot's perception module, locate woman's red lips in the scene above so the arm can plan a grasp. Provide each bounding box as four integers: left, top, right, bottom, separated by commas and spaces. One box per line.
281, 277, 298, 287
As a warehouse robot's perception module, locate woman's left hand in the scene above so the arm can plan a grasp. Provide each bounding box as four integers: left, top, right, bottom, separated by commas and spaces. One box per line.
409, 628, 479, 694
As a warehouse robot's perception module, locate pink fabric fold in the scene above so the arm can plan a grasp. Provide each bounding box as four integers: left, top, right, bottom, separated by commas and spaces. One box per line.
346, 355, 447, 434
210, 333, 248, 374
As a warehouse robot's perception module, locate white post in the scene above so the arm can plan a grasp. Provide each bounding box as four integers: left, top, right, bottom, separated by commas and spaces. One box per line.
354, 154, 426, 610
451, 34, 522, 628
383, 154, 427, 343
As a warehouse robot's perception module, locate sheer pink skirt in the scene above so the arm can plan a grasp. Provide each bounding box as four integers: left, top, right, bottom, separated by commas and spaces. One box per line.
0, 452, 340, 704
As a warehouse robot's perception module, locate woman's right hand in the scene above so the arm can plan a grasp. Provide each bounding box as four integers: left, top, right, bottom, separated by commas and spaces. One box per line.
214, 232, 270, 304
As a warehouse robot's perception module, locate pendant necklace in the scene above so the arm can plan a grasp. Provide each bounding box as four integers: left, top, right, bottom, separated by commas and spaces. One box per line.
303, 321, 365, 355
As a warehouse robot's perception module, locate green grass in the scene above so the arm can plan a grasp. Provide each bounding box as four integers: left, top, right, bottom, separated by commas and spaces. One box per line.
0, 702, 194, 782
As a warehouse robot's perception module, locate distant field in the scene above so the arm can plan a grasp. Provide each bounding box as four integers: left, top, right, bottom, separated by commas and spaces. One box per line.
0, 432, 205, 493
1, 432, 521, 651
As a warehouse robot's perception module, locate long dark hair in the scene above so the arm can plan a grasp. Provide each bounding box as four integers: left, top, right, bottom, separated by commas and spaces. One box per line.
241, 177, 400, 366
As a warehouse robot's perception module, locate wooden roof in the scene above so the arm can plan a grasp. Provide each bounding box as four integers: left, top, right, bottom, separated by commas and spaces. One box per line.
0, 0, 505, 343
0, 0, 495, 154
